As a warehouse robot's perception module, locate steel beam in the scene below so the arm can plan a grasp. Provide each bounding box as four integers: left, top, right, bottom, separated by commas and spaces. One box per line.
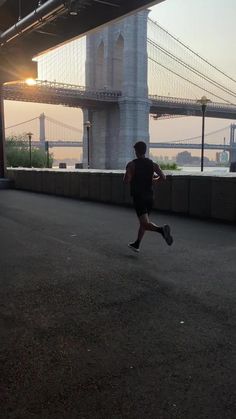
0, 1, 67, 48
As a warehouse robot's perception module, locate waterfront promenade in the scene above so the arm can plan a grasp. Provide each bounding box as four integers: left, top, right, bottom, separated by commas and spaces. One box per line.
0, 190, 235, 419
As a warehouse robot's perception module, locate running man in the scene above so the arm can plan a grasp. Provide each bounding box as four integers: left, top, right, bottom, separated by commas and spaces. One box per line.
124, 141, 173, 252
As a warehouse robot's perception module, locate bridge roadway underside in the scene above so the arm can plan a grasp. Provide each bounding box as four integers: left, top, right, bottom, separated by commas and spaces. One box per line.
3, 86, 236, 120
150, 104, 236, 120
1, 190, 235, 419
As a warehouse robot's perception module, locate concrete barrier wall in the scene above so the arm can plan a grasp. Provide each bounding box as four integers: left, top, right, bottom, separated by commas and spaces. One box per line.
6, 169, 236, 222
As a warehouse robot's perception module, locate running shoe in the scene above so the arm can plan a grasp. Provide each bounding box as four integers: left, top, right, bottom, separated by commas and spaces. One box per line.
128, 242, 140, 253
162, 224, 173, 246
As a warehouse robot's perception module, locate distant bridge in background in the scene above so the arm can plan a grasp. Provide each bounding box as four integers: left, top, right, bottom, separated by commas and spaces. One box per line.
5, 113, 236, 154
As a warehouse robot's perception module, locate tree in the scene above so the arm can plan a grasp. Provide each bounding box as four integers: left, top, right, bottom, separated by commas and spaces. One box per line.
6, 134, 53, 168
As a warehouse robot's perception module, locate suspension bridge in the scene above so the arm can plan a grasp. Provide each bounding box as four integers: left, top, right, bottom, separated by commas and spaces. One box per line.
4, 17, 236, 117
3, 14, 236, 167
5, 113, 236, 154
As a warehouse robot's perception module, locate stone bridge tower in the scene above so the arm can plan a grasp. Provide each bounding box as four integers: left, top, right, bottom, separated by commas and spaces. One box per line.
83, 10, 150, 169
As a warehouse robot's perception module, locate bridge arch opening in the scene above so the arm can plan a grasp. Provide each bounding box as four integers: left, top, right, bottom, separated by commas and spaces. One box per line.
113, 34, 124, 90
95, 41, 105, 88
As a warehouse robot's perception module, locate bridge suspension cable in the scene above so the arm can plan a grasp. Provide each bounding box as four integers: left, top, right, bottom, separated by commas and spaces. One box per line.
164, 125, 230, 144
148, 18, 236, 84
148, 56, 235, 105
5, 116, 39, 130
148, 18, 236, 102
148, 38, 236, 102
46, 116, 82, 133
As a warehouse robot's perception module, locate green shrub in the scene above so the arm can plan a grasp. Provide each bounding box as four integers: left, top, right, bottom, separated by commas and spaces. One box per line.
158, 162, 179, 170
6, 135, 53, 168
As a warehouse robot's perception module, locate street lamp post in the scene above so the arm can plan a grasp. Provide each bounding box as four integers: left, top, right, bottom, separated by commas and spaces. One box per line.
84, 121, 91, 169
197, 96, 211, 172
45, 140, 50, 168
27, 132, 33, 167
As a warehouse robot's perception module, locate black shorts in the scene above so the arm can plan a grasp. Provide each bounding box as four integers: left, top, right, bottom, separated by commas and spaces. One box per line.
133, 195, 153, 217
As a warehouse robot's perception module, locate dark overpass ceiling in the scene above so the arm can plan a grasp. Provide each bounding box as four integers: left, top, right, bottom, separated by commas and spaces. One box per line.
0, 0, 165, 81
0, 0, 164, 55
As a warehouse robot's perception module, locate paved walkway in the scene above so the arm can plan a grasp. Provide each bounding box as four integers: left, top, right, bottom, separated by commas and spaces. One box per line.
0, 190, 235, 419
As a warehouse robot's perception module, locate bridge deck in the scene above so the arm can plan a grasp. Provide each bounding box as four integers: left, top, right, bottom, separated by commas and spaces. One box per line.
1, 190, 235, 418
3, 81, 236, 119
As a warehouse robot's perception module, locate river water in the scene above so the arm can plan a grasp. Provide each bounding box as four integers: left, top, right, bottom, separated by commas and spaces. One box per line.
55, 165, 230, 175
179, 166, 229, 174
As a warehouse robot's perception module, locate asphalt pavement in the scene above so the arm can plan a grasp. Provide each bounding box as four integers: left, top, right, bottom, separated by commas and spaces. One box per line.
0, 190, 235, 419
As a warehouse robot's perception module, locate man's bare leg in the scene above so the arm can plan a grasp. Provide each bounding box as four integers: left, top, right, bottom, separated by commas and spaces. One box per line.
137, 224, 146, 244
140, 214, 173, 246
129, 214, 173, 252
129, 214, 163, 252
139, 214, 164, 234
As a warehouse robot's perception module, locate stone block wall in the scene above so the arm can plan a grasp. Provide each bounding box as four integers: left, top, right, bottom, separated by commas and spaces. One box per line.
6, 169, 236, 222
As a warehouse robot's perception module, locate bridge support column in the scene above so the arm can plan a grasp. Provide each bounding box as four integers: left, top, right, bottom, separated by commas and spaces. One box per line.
116, 99, 151, 168
82, 100, 150, 169
83, 105, 120, 169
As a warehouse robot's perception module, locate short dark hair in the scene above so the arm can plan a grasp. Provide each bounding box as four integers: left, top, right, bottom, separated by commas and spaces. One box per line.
134, 141, 147, 155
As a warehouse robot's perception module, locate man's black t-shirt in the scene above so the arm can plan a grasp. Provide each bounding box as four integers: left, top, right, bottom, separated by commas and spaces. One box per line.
130, 158, 154, 198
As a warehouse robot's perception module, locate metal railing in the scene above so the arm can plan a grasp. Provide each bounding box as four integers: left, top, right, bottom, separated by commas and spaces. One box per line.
3, 80, 122, 101
150, 94, 236, 110
4, 80, 236, 113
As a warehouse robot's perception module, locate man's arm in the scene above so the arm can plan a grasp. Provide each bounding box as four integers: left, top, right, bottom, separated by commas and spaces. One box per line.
123, 161, 134, 183
153, 162, 166, 181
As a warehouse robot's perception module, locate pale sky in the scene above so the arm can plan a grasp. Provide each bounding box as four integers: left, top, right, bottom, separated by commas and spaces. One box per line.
4, 0, 236, 160
150, 0, 236, 75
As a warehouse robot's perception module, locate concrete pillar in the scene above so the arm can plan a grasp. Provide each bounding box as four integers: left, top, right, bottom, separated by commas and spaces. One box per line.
117, 98, 150, 168
84, 10, 150, 169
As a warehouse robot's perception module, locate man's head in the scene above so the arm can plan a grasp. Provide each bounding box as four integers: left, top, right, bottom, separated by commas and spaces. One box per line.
134, 141, 147, 158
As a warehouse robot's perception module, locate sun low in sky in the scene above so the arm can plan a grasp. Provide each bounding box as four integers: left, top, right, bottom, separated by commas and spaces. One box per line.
25, 78, 37, 86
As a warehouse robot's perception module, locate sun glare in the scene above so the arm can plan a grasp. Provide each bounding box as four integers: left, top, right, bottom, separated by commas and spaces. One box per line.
25, 78, 37, 86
